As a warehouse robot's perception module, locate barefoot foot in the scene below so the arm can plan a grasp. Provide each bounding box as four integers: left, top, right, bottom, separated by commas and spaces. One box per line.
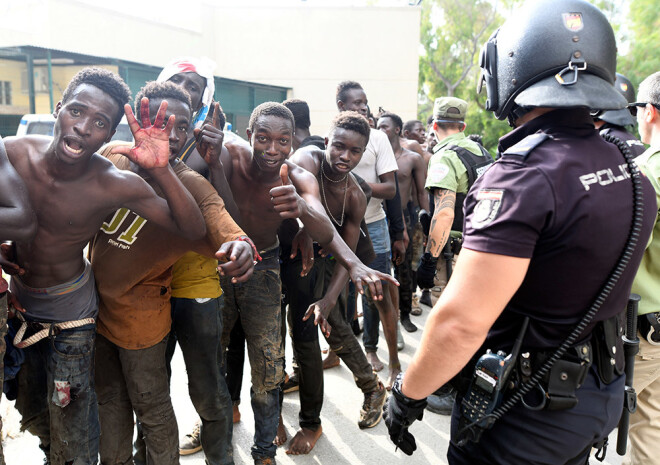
366, 352, 384, 372
385, 364, 402, 391
285, 426, 323, 455
274, 413, 287, 446
322, 351, 340, 369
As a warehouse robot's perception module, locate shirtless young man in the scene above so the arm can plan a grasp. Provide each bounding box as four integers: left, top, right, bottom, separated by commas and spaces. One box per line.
280, 112, 389, 455
219, 102, 395, 465
92, 81, 253, 465
0, 138, 36, 465
335, 81, 401, 386
2, 68, 206, 465
377, 112, 429, 333
400, 119, 428, 161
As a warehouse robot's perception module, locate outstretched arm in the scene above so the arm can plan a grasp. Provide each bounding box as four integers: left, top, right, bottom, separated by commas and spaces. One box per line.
0, 138, 36, 243
304, 189, 365, 326
273, 163, 398, 298
113, 99, 206, 241
402, 249, 529, 399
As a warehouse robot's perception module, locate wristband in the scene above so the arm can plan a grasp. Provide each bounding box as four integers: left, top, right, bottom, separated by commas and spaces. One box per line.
237, 236, 262, 264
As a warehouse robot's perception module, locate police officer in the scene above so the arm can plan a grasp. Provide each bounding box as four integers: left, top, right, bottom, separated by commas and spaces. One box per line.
384, 1, 657, 463
593, 73, 646, 157
416, 97, 492, 415
624, 71, 660, 465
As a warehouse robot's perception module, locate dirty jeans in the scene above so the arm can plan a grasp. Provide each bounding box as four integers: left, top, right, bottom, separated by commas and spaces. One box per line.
361, 218, 392, 353
221, 268, 284, 460
322, 258, 381, 394
14, 321, 99, 465
166, 296, 234, 465
394, 210, 415, 320
95, 334, 178, 465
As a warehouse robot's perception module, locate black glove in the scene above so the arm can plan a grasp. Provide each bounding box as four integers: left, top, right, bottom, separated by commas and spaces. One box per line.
383, 373, 427, 456
416, 252, 437, 290
418, 209, 431, 236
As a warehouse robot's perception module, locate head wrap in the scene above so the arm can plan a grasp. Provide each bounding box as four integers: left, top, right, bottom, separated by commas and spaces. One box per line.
157, 57, 216, 127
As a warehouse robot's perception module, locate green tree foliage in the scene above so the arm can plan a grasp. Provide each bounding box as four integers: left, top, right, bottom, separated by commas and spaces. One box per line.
618, 0, 660, 87
417, 0, 657, 153
418, 0, 516, 153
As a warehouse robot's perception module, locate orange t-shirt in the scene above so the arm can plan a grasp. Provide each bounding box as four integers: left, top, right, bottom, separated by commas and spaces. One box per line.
91, 148, 245, 349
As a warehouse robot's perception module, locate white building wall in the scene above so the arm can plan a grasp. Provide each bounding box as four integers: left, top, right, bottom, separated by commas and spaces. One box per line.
0, 0, 420, 135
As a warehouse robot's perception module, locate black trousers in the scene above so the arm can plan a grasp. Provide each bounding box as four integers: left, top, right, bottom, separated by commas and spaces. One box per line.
447, 365, 624, 465
280, 251, 325, 431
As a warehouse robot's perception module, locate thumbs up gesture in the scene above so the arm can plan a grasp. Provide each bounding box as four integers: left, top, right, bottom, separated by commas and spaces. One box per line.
269, 163, 307, 219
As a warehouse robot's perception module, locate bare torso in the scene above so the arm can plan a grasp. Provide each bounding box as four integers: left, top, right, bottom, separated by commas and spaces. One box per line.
395, 148, 420, 209
223, 141, 309, 251
5, 136, 134, 287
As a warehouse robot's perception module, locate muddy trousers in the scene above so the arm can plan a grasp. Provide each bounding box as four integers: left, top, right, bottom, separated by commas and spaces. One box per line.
14, 321, 99, 465
95, 334, 178, 465
221, 268, 284, 461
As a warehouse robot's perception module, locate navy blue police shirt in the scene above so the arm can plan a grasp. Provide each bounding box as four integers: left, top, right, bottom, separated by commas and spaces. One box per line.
599, 123, 647, 158
462, 108, 656, 351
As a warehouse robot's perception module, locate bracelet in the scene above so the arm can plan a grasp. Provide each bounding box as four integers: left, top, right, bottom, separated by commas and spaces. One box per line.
237, 236, 262, 264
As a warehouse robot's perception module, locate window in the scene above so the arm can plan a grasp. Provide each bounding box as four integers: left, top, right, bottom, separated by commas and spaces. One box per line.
0, 81, 11, 105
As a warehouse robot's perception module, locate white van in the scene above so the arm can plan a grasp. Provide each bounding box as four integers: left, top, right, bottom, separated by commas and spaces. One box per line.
16, 114, 134, 142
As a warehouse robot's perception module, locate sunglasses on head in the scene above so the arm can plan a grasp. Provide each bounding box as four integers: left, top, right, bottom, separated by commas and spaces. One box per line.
628, 102, 660, 117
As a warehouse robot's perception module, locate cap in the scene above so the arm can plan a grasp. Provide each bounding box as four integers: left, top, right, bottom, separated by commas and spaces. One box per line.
433, 97, 468, 123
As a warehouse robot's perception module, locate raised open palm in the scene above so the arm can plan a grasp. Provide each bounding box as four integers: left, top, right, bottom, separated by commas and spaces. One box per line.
115, 98, 174, 169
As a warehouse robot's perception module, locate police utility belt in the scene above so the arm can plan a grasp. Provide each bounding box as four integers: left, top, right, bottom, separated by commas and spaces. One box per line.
460, 313, 624, 413
524, 315, 623, 411
639, 312, 660, 345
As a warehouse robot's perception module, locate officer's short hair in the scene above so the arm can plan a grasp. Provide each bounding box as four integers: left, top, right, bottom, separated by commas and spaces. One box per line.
435, 121, 464, 132
638, 72, 660, 106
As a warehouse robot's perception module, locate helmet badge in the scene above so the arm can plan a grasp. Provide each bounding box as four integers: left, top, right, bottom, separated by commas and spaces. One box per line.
562, 12, 584, 31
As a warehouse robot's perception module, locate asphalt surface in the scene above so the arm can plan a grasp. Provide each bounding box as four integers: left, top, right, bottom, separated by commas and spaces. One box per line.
2, 296, 624, 464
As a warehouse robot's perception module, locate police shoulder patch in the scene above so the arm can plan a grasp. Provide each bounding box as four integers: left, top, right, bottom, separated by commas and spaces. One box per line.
471, 189, 504, 229
503, 133, 551, 159
428, 161, 450, 184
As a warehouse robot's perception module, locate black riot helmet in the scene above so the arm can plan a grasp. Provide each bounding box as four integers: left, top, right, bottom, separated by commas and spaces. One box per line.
477, 0, 627, 123
597, 73, 636, 127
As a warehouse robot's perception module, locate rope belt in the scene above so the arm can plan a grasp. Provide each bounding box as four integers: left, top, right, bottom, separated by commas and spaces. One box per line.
13, 312, 95, 349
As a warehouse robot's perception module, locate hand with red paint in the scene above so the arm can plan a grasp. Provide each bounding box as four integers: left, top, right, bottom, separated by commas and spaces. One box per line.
303, 298, 332, 338
114, 98, 174, 170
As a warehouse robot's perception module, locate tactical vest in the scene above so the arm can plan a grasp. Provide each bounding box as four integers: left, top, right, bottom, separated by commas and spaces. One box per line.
430, 143, 493, 231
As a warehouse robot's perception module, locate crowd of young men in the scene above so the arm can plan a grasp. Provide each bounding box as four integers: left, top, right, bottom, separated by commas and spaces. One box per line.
0, 59, 438, 465
1, 8, 658, 460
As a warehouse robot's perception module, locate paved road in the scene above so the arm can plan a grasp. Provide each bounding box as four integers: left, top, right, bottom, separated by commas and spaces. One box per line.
2, 297, 624, 464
